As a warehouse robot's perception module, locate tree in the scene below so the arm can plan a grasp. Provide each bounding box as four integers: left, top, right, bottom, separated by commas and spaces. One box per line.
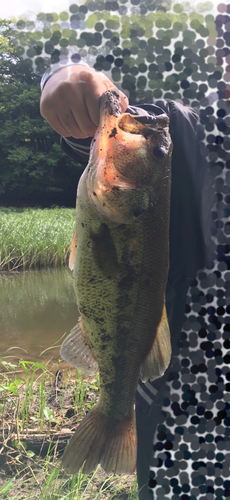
0, 19, 82, 207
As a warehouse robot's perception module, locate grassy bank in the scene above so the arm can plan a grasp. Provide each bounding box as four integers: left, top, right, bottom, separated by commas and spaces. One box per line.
0, 357, 137, 499
0, 207, 75, 271
0, 208, 139, 497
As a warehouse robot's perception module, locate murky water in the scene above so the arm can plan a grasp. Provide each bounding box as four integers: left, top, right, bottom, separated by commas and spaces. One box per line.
0, 268, 79, 366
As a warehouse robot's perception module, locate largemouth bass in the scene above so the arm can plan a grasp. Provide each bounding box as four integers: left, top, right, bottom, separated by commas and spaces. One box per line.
60, 90, 172, 475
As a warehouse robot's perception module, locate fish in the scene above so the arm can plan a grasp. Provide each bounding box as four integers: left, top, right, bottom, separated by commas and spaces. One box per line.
60, 89, 173, 476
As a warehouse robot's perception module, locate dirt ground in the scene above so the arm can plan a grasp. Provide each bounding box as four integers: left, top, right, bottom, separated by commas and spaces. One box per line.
0, 369, 137, 499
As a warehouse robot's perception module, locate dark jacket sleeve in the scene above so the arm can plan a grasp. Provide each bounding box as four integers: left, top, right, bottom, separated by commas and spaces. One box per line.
61, 100, 213, 279
135, 100, 213, 280
165, 100, 213, 281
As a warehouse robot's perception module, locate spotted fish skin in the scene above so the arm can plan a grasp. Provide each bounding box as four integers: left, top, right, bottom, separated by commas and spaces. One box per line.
61, 90, 173, 475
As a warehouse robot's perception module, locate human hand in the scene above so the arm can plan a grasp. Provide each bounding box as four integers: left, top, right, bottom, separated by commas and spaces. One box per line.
40, 65, 129, 139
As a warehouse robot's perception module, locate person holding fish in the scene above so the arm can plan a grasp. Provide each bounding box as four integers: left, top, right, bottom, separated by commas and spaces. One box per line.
40, 63, 211, 500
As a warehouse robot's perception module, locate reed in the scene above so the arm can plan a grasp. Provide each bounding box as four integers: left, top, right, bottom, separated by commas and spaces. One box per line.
0, 207, 75, 271
0, 465, 138, 499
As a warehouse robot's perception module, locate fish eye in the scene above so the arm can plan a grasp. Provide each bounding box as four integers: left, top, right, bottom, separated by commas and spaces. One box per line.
153, 146, 167, 159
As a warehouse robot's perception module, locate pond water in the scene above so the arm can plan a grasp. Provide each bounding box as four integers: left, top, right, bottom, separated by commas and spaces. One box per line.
0, 268, 79, 367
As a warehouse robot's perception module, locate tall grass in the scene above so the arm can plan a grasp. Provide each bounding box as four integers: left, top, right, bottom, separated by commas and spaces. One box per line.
0, 357, 89, 435
0, 207, 75, 271
0, 464, 138, 499
0, 356, 138, 499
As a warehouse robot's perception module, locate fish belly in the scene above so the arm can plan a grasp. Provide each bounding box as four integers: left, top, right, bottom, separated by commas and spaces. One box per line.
74, 194, 168, 420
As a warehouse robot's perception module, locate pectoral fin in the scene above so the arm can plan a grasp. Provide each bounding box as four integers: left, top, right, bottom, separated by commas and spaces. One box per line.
140, 304, 171, 382
60, 318, 98, 376
69, 227, 77, 271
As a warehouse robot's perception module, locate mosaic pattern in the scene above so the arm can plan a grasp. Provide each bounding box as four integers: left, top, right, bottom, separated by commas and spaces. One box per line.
14, 1, 230, 497
148, 3, 230, 498
14, 1, 224, 105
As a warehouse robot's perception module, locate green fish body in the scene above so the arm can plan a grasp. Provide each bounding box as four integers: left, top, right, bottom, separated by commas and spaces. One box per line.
61, 90, 173, 475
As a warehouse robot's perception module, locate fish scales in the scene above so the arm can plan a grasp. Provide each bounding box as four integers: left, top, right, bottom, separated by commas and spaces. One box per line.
60, 90, 173, 475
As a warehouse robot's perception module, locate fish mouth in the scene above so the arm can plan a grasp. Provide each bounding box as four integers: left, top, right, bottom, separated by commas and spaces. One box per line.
80, 90, 170, 223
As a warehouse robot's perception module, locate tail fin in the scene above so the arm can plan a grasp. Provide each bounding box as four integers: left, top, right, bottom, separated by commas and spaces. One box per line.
62, 405, 136, 475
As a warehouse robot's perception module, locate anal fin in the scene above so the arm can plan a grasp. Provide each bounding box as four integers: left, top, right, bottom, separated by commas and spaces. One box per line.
140, 304, 171, 382
60, 318, 98, 376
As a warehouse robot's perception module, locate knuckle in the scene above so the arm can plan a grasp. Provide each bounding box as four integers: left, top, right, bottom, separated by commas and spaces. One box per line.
82, 122, 97, 137
57, 81, 73, 97
62, 122, 84, 139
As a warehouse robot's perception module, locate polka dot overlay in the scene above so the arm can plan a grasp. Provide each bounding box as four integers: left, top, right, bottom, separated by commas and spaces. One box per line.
13, 1, 230, 497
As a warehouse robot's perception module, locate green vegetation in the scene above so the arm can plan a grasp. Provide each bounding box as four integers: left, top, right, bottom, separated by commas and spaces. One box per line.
0, 20, 82, 207
0, 207, 75, 270
0, 356, 138, 499
0, 356, 98, 434
0, 464, 138, 500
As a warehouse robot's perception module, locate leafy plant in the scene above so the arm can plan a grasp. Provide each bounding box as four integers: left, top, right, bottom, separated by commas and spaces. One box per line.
0, 377, 22, 396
